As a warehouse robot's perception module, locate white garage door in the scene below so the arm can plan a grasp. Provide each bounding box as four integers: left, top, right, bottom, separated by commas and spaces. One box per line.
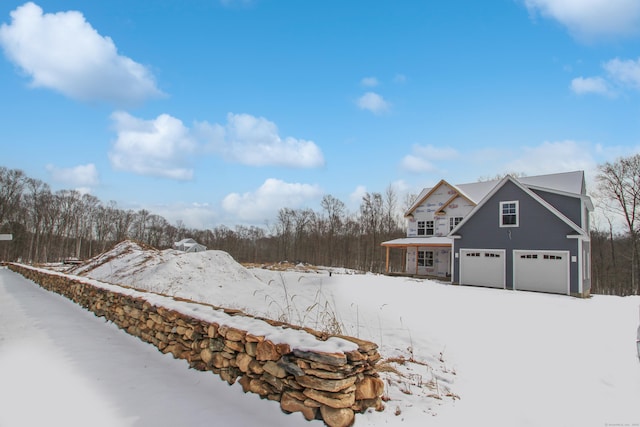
459, 249, 505, 289
513, 250, 569, 295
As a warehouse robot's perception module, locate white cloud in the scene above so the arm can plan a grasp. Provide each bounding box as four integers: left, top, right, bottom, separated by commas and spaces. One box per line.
570, 76, 613, 96
603, 57, 640, 89
401, 155, 436, 173
0, 2, 162, 105
109, 111, 196, 180
356, 92, 390, 114
222, 178, 322, 222
46, 163, 99, 189
569, 56, 640, 97
198, 113, 325, 168
361, 77, 379, 87
524, 0, 640, 40
505, 140, 597, 176
349, 185, 368, 206
389, 179, 410, 195
400, 144, 459, 173
108, 111, 323, 179
152, 202, 218, 230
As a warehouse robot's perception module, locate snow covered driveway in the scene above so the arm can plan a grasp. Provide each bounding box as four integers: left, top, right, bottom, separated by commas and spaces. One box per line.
0, 268, 304, 427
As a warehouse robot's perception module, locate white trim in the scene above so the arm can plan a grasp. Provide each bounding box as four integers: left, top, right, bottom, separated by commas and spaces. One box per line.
450, 249, 456, 281
577, 239, 583, 294
566, 234, 590, 241
499, 200, 519, 228
449, 175, 588, 238
449, 216, 464, 232
524, 184, 586, 201
513, 250, 570, 295
381, 236, 453, 246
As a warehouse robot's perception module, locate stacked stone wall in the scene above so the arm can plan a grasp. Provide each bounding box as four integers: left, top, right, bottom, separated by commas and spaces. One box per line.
7, 263, 384, 427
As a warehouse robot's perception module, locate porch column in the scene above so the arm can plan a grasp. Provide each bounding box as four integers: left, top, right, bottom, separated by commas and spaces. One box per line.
402, 248, 406, 273
385, 246, 390, 273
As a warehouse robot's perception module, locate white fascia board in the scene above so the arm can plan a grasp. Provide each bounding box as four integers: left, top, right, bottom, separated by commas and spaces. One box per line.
582, 196, 594, 212
449, 175, 588, 238
566, 234, 590, 241
447, 175, 512, 236
513, 178, 589, 238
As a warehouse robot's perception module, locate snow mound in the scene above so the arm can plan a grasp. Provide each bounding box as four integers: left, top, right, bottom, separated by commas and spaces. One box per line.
70, 240, 269, 307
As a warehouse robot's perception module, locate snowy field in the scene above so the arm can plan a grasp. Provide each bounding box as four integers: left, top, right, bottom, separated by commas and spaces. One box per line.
1, 242, 639, 426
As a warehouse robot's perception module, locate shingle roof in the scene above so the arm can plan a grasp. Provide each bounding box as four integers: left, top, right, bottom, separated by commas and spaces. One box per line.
518, 171, 585, 195
407, 171, 586, 216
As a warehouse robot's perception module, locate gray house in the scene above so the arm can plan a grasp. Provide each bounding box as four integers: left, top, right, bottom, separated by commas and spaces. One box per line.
382, 171, 593, 297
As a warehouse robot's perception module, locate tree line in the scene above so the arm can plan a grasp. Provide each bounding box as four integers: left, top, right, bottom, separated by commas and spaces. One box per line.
592, 154, 640, 296
2, 155, 639, 296
0, 166, 406, 273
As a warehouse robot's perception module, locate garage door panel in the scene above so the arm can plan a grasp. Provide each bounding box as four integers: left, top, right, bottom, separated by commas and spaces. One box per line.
514, 251, 569, 295
460, 249, 505, 288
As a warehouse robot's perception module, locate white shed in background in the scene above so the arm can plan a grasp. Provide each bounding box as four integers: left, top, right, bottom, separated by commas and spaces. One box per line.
173, 238, 207, 253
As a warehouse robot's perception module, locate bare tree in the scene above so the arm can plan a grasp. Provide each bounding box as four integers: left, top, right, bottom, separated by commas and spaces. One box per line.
131, 209, 151, 243
0, 167, 26, 227
114, 208, 135, 242
360, 192, 384, 271
383, 184, 402, 234
597, 154, 640, 294
23, 178, 51, 262
320, 195, 346, 266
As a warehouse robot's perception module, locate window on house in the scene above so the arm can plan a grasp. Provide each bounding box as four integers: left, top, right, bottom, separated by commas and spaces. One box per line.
417, 220, 434, 236
449, 216, 463, 231
418, 250, 434, 267
426, 221, 434, 235
500, 201, 519, 227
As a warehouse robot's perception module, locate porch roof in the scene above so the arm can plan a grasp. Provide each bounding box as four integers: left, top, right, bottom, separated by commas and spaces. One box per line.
381, 237, 453, 248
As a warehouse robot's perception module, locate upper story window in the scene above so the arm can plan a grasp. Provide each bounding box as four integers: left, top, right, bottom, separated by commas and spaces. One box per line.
500, 201, 519, 227
449, 216, 463, 231
417, 220, 434, 236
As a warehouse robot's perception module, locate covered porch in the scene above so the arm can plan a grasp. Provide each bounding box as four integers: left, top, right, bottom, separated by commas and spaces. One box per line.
380, 237, 453, 278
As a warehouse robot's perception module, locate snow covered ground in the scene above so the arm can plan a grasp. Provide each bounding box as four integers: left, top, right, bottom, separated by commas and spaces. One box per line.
0, 267, 305, 427
2, 242, 640, 426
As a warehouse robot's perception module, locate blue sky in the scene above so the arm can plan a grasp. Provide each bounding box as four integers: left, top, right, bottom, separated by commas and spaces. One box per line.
1, 1, 640, 229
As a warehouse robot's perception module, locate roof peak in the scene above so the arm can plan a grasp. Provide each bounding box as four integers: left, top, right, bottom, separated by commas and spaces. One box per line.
408, 170, 586, 215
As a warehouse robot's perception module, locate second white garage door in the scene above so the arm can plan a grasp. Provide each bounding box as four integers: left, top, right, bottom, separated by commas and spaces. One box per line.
459, 249, 505, 288
513, 250, 569, 295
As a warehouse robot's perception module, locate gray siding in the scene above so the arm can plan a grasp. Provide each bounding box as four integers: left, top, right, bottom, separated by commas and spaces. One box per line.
453, 180, 581, 293
531, 189, 583, 227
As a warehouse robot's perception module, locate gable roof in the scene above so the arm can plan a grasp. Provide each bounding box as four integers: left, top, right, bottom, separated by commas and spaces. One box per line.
518, 171, 585, 195
448, 174, 588, 239
406, 179, 476, 217
175, 238, 197, 245
407, 171, 590, 216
